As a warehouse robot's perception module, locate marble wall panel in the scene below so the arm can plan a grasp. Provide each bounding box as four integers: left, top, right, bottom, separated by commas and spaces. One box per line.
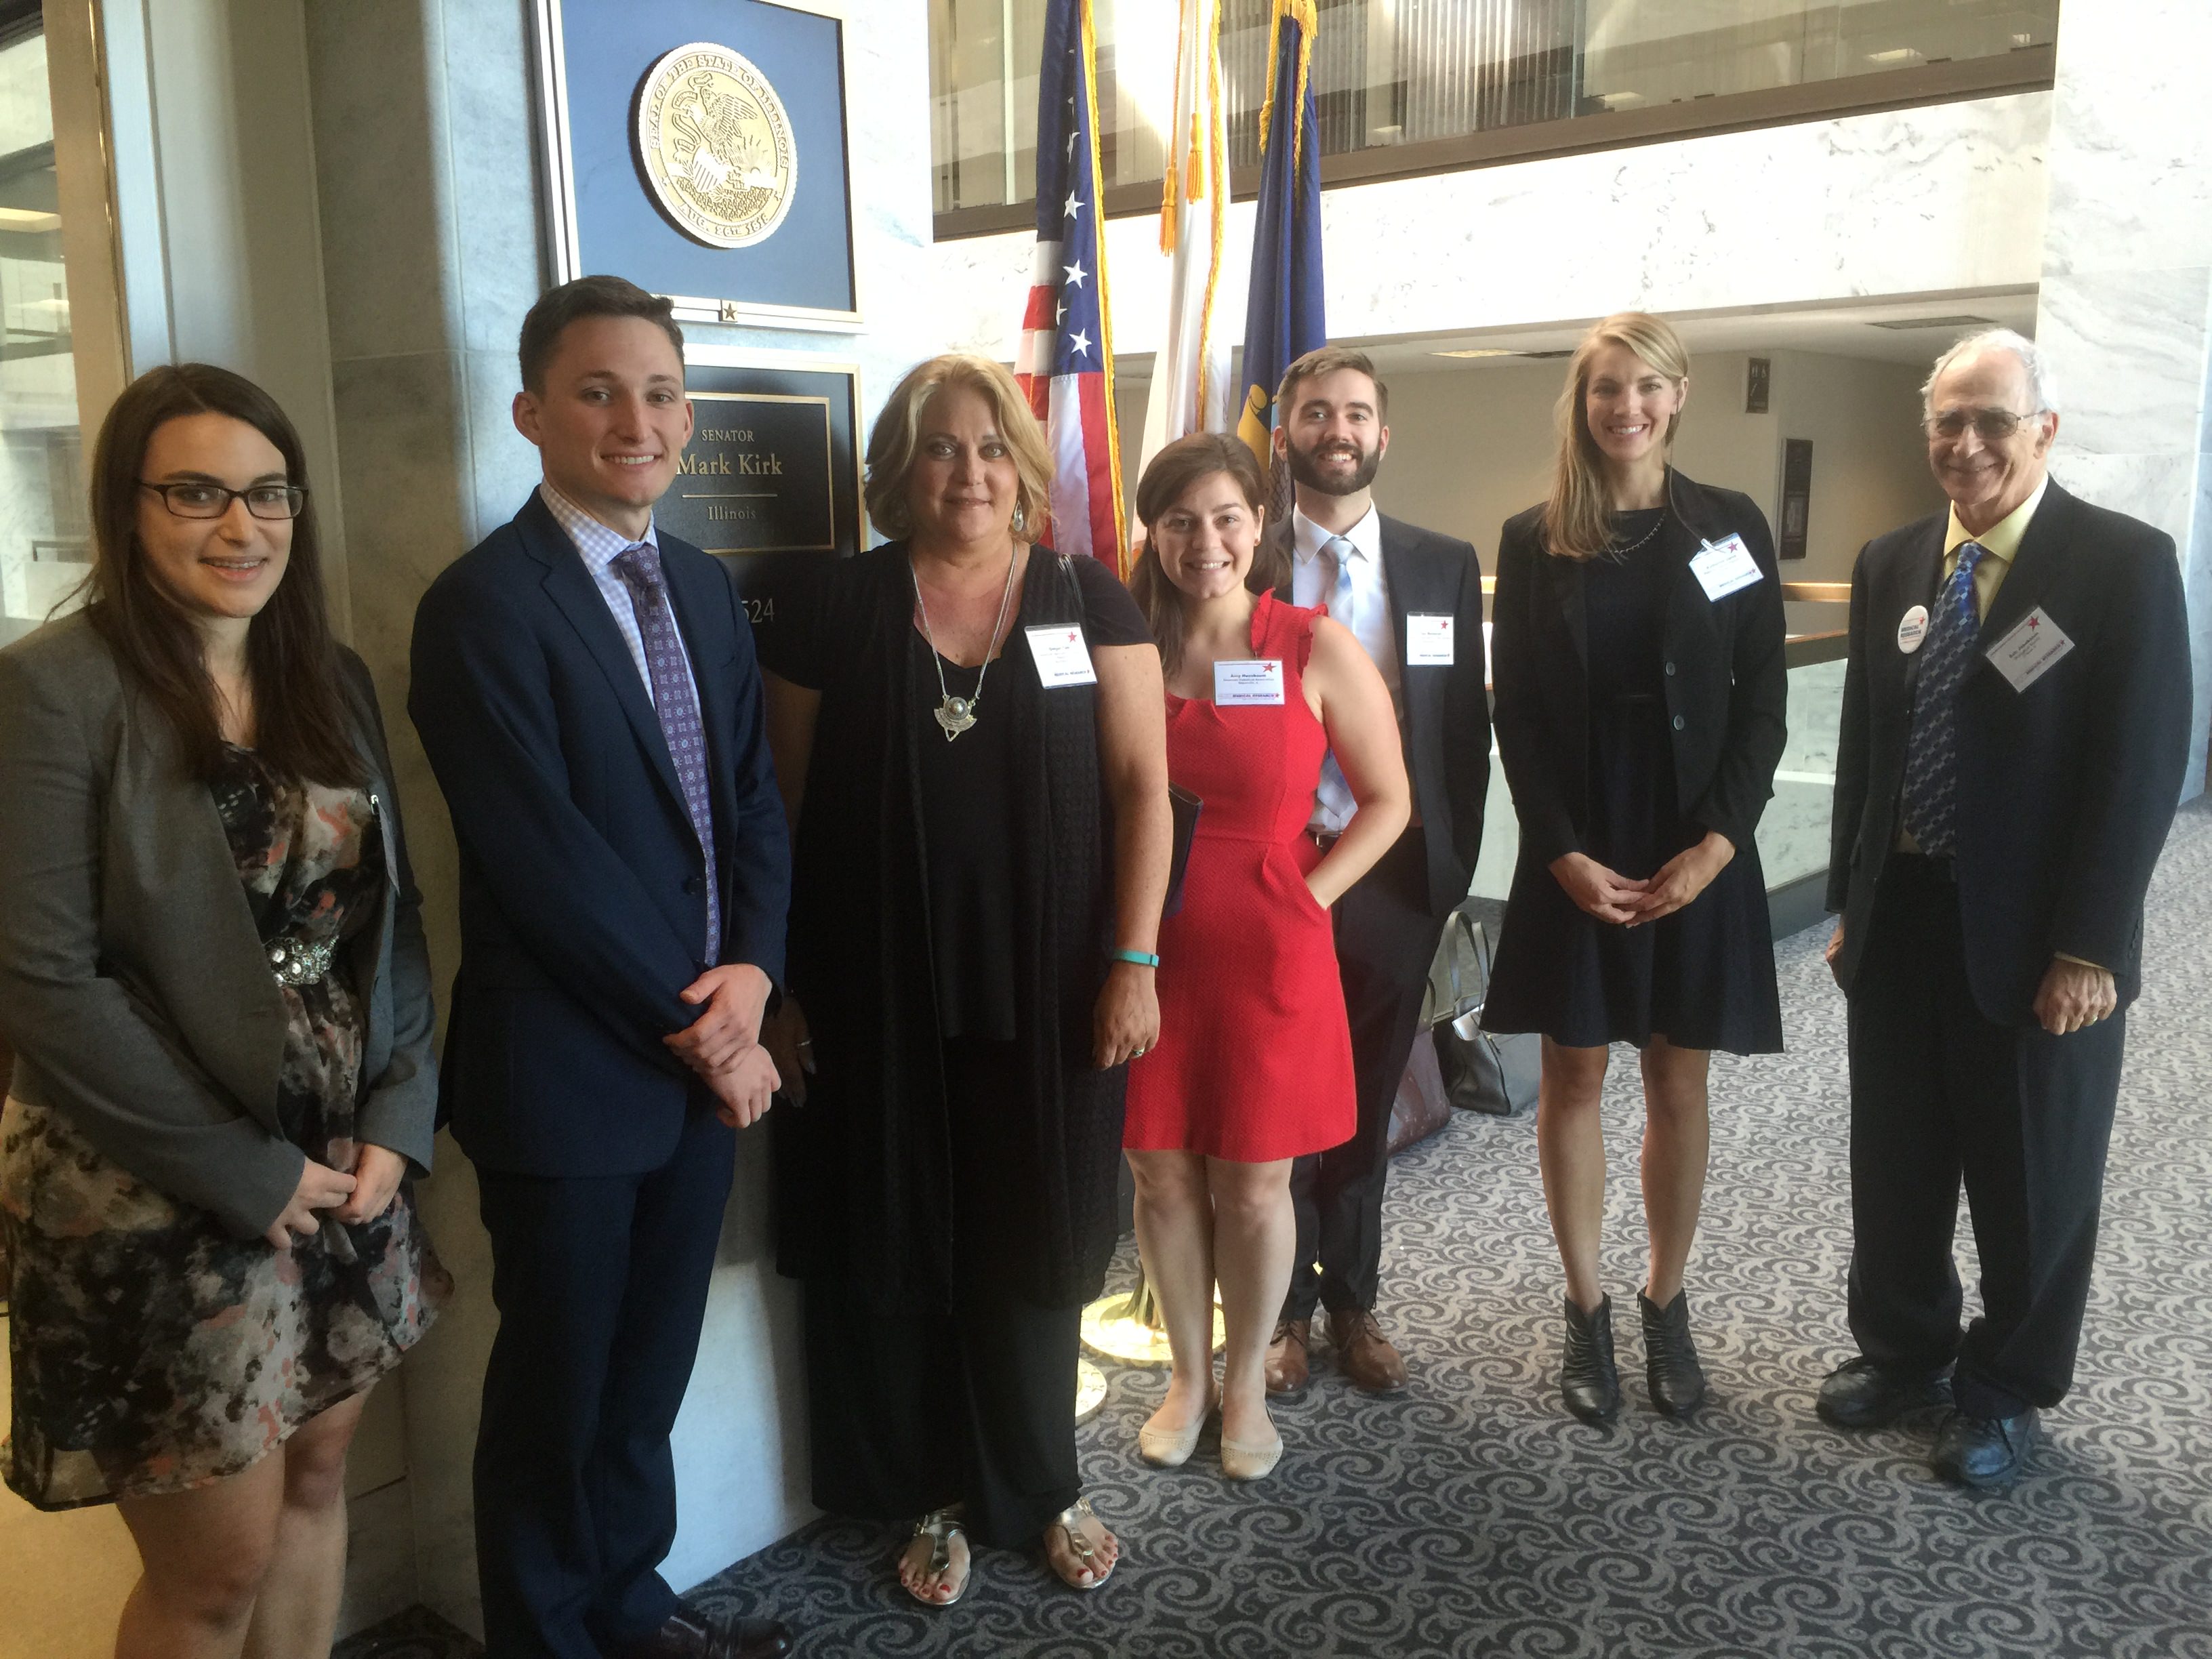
304, 1, 459, 364
2036, 0, 2212, 796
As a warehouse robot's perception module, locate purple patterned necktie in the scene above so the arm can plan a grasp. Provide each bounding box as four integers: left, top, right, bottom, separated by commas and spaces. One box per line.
611, 544, 720, 960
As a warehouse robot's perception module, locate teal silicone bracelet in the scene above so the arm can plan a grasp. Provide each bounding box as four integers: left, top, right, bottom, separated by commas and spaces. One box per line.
1109, 948, 1161, 968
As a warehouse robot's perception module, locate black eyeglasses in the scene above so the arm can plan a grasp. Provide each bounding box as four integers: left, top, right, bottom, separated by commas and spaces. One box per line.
138, 480, 308, 520
1922, 407, 2043, 442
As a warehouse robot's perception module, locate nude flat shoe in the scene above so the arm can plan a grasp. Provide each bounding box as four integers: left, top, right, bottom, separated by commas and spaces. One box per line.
1136, 1387, 1217, 1468
1219, 1428, 1284, 1481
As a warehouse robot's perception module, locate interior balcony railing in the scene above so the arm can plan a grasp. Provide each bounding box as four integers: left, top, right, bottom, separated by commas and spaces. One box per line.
931, 0, 2059, 238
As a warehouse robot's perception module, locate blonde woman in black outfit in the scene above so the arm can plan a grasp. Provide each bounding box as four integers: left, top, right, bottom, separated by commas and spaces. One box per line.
1483, 312, 1786, 1424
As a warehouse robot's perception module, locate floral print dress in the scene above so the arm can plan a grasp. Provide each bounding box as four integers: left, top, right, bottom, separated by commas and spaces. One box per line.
0, 747, 448, 1510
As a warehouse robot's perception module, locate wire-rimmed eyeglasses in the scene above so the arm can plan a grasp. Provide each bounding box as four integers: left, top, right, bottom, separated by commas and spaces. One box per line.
1921, 407, 2047, 442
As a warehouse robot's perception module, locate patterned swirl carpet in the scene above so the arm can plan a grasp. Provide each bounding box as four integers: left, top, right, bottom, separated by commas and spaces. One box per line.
344, 800, 2212, 1659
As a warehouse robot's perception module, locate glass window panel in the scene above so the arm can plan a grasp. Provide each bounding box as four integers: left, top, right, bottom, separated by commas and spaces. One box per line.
0, 20, 83, 649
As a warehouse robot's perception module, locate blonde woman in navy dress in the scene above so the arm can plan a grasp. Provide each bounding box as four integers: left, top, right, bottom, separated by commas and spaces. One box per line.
1484, 313, 1786, 1425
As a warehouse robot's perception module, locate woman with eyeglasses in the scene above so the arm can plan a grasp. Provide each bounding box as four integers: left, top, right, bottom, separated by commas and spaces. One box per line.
1482, 313, 1786, 1426
0, 363, 447, 1659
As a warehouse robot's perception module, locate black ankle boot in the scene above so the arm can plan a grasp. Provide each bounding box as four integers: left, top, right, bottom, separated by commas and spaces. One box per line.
1561, 1295, 1621, 1424
1638, 1286, 1706, 1416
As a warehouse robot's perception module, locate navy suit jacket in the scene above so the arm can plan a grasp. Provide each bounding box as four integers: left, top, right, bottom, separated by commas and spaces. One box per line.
1276, 514, 1491, 918
409, 490, 790, 1177
1826, 480, 2192, 1023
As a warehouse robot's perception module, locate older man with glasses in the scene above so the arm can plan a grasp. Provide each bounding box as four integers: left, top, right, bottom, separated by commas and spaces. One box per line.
1817, 328, 2193, 1488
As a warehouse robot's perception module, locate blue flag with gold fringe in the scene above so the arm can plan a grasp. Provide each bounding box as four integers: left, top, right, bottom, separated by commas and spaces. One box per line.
1235, 0, 1326, 470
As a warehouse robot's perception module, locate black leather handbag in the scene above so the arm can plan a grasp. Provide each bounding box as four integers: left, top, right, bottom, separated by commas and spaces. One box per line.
1431, 907, 1540, 1117
1163, 785, 1202, 917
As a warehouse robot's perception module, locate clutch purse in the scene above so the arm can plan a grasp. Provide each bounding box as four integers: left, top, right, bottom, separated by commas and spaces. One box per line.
1164, 785, 1202, 918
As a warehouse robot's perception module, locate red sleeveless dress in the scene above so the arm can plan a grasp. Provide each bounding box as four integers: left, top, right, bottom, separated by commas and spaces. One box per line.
1124, 593, 1357, 1162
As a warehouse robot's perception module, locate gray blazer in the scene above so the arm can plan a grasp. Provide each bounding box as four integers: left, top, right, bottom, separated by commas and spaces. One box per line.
0, 611, 438, 1240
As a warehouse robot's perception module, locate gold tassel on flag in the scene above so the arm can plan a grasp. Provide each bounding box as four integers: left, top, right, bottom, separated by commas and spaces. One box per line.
1160, 163, 1179, 252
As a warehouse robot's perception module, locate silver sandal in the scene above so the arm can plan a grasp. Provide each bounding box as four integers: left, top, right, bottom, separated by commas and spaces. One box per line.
1046, 1495, 1118, 1591
902, 1506, 971, 1607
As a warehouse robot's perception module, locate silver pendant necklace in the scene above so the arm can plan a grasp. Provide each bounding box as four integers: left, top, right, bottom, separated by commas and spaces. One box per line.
1607, 508, 1667, 558
912, 544, 1021, 741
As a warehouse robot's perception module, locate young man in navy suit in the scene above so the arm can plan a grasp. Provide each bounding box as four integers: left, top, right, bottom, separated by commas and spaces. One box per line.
1820, 329, 2192, 1490
411, 277, 794, 1659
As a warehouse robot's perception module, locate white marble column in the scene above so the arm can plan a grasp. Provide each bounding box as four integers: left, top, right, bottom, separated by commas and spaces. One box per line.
2034, 0, 2212, 800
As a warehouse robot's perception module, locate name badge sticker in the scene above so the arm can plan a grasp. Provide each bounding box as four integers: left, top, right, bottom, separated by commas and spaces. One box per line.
1406, 614, 1455, 666
1897, 605, 1930, 654
1025, 624, 1097, 688
1689, 534, 1763, 602
1214, 658, 1286, 706
1985, 607, 2074, 693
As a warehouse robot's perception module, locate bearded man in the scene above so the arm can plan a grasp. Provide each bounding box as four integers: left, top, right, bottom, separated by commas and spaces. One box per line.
1263, 346, 1492, 1397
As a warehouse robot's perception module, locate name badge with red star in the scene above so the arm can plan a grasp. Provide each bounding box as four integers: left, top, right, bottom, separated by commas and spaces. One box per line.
1026, 624, 1097, 687
1985, 607, 2074, 692
1214, 658, 1286, 705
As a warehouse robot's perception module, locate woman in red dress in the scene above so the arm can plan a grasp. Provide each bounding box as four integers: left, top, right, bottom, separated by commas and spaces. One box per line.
1123, 434, 1409, 1480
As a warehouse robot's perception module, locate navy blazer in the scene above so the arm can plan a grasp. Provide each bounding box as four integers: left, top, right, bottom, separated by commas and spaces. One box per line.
1826, 480, 2192, 1022
1491, 469, 1788, 869
409, 490, 790, 1178
1276, 514, 1490, 918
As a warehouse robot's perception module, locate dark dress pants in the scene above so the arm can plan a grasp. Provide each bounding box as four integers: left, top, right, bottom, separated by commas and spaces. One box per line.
474, 1104, 736, 1659
1846, 855, 2127, 1420
800, 1039, 1083, 1549
1285, 828, 1443, 1322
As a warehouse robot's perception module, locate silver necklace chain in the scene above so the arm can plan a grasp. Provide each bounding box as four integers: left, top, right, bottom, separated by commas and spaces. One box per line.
912, 544, 1021, 741
1607, 506, 1667, 558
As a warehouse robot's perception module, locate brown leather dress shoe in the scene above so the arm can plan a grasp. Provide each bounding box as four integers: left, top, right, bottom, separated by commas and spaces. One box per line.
613, 1606, 794, 1659
1328, 1307, 1409, 1393
1264, 1317, 1311, 1395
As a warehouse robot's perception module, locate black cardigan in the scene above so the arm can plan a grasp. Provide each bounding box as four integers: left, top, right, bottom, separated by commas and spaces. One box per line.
762, 544, 1127, 1308
1490, 468, 1788, 865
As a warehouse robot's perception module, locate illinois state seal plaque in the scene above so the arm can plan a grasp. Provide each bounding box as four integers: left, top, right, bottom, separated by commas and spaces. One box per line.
634, 41, 798, 249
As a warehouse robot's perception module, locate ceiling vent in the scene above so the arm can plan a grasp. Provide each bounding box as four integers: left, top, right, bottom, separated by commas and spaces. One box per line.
1866, 314, 2001, 331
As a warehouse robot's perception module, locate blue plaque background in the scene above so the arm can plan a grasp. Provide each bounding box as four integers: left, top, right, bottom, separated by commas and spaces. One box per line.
558, 0, 857, 315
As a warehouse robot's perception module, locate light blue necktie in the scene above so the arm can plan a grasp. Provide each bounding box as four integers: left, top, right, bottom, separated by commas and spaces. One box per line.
1313, 536, 1358, 830
1899, 540, 1987, 857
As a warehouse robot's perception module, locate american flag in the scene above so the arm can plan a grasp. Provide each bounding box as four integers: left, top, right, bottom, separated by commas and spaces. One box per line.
1015, 0, 1127, 575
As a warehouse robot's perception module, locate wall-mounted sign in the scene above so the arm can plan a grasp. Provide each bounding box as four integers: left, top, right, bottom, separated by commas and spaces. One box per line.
1779, 437, 1812, 561
533, 0, 859, 330
1746, 356, 1771, 415
662, 350, 863, 629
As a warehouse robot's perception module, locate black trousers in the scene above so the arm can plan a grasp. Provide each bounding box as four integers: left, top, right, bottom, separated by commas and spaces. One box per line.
1846, 855, 2127, 1420
1284, 828, 1443, 1322
801, 1039, 1082, 1549
473, 1106, 735, 1659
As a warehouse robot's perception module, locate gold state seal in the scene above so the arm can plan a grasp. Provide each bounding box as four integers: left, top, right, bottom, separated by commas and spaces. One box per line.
634, 41, 797, 249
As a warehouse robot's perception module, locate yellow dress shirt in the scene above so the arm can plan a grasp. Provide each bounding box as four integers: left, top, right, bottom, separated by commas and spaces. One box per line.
1940, 472, 2049, 622
1898, 475, 2097, 970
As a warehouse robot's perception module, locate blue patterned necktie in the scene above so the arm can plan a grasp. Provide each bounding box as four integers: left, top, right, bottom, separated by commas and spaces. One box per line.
1899, 540, 1987, 856
612, 545, 720, 959
1313, 536, 1359, 828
